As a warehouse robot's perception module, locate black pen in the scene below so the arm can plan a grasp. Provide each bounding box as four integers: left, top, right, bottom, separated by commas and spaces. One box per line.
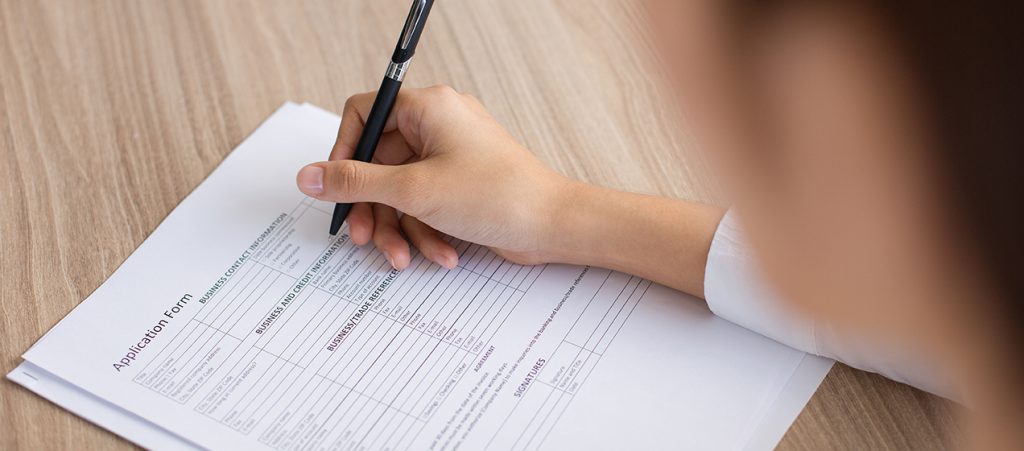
329, 0, 435, 235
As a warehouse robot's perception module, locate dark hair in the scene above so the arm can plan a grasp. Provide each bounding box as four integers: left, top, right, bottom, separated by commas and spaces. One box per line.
731, 1, 1023, 377
892, 3, 1024, 363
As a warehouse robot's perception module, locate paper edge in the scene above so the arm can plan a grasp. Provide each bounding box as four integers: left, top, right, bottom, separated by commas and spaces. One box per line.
744, 355, 834, 450
23, 101, 303, 362
8, 362, 200, 450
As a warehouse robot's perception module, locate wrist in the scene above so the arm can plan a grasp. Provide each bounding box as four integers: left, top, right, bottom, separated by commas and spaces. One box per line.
539, 179, 621, 267
537, 178, 725, 298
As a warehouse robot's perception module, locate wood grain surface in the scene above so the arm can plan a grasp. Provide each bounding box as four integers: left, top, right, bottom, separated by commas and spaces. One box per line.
0, 0, 961, 449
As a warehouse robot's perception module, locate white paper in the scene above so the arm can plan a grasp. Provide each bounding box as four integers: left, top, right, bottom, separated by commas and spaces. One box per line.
9, 102, 831, 450
8, 362, 199, 450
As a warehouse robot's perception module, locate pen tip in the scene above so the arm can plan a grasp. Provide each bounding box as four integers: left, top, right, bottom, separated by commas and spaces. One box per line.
329, 217, 343, 235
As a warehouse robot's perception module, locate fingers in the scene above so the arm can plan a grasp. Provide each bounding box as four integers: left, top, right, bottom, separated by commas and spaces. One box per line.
367, 206, 455, 272
372, 204, 410, 270
401, 215, 459, 269
373, 131, 417, 165
347, 202, 374, 246
330, 92, 380, 161
329, 85, 471, 161
330, 92, 413, 161
331, 202, 455, 272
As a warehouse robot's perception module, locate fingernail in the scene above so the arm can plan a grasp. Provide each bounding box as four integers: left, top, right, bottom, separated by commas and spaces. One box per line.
384, 250, 396, 269
297, 166, 324, 196
443, 253, 458, 270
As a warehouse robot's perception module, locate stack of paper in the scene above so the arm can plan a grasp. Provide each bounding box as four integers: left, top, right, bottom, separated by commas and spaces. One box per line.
9, 102, 832, 450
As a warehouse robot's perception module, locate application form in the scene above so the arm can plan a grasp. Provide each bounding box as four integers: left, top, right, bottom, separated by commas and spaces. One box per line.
9, 102, 832, 450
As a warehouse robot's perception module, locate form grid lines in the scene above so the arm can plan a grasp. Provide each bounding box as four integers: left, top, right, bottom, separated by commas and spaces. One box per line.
130, 199, 550, 450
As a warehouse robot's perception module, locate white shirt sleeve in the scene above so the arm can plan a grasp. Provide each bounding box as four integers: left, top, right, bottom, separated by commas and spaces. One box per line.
703, 210, 959, 401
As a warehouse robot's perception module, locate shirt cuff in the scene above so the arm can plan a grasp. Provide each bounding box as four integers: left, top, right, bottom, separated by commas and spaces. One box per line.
703, 211, 820, 354
702, 210, 960, 401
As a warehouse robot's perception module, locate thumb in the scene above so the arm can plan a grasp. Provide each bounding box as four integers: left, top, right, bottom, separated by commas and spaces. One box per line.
297, 160, 416, 210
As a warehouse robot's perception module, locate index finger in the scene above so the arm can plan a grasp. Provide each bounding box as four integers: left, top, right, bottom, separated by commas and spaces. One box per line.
329, 90, 418, 161
328, 86, 458, 161
330, 91, 382, 161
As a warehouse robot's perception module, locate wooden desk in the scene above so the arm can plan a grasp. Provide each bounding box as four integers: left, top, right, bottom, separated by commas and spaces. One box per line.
0, 0, 960, 448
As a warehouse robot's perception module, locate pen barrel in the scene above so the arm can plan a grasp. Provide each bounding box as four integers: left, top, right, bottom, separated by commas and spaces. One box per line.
352, 77, 402, 162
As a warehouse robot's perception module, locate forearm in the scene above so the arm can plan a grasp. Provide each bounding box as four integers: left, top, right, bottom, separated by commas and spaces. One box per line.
545, 181, 725, 298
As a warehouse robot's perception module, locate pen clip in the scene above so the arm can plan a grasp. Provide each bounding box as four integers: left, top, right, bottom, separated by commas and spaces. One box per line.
399, 0, 427, 50
391, 0, 432, 64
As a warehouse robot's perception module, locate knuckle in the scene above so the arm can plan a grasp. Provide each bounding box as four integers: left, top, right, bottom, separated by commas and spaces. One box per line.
461, 93, 484, 110
344, 92, 373, 112
415, 86, 469, 124
329, 161, 364, 197
342, 95, 358, 113
428, 84, 456, 95
427, 84, 459, 102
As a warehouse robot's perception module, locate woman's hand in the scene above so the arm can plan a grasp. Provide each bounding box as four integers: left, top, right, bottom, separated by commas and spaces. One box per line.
296, 85, 571, 270
297, 85, 722, 297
